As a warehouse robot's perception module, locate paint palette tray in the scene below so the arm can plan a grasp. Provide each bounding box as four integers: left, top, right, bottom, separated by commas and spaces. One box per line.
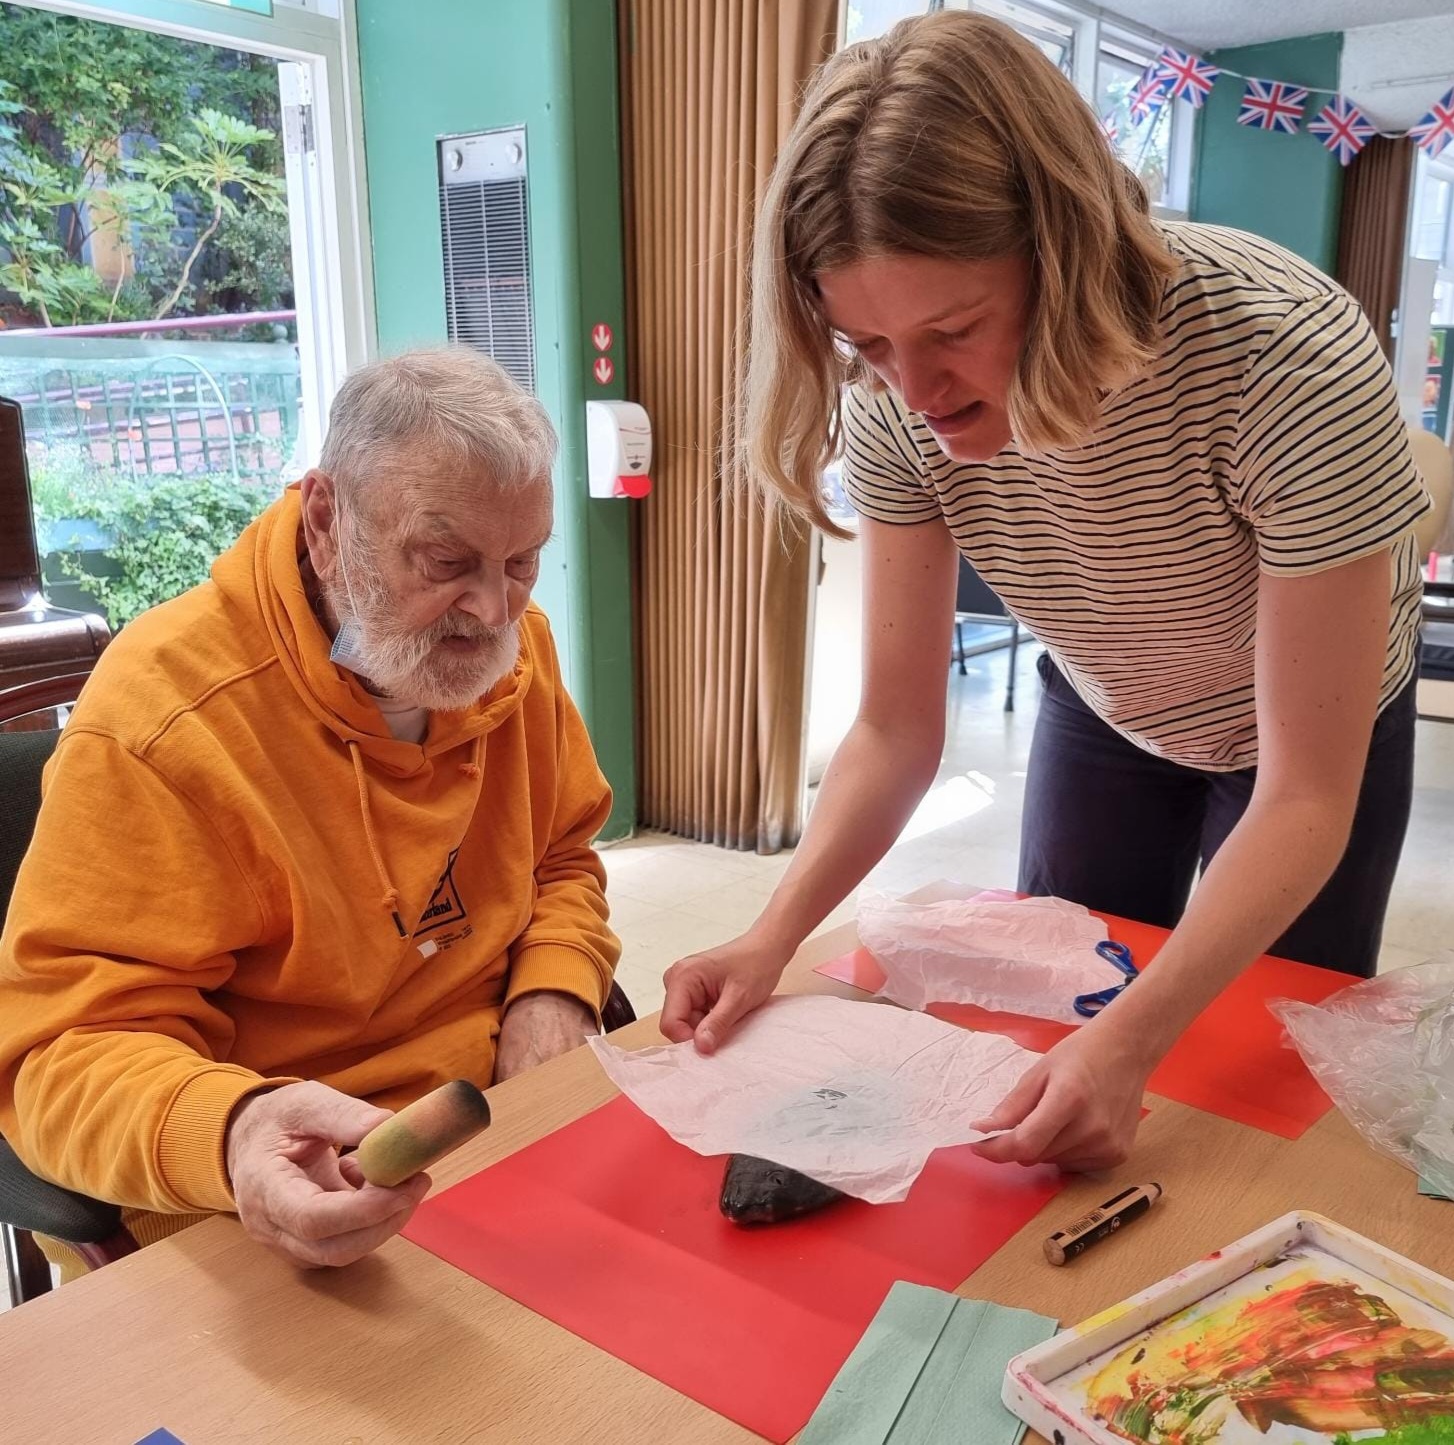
1003, 1211, 1454, 1445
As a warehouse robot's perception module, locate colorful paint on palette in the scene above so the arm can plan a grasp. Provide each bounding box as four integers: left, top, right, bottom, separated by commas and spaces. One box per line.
1076, 1264, 1454, 1444
1331, 1424, 1454, 1444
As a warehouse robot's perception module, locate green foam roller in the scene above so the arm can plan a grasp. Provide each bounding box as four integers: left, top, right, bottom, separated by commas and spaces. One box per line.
355, 1078, 492, 1187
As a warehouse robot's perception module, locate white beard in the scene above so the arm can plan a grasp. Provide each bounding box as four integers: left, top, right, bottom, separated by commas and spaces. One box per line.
360, 612, 521, 710
327, 531, 521, 710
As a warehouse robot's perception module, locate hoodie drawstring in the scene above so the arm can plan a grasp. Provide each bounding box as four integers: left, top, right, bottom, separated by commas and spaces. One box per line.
348, 740, 407, 938
458, 736, 483, 781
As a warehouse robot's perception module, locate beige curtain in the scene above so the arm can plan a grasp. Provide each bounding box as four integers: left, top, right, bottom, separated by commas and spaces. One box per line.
621, 0, 837, 852
1335, 135, 1415, 361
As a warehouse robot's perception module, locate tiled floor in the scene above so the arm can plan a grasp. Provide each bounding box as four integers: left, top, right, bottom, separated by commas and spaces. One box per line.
605, 642, 1454, 1020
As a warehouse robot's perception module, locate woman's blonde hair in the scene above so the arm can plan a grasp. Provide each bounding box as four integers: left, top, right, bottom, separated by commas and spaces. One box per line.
746, 10, 1178, 535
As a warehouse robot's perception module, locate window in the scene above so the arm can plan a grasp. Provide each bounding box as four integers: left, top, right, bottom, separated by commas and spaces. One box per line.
1396, 150, 1454, 437
842, 0, 930, 46
0, 0, 368, 632
1097, 35, 1179, 212
967, 0, 1075, 76
1411, 162, 1452, 266
1409, 151, 1454, 329
1416, 152, 1454, 340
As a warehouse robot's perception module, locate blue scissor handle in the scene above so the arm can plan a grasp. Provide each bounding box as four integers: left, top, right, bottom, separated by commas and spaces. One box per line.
1073, 940, 1140, 1018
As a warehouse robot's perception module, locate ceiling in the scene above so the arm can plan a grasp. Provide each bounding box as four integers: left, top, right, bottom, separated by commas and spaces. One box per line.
1102, 0, 1454, 51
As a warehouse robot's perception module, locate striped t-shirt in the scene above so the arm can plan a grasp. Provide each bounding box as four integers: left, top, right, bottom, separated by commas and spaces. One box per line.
842, 221, 1430, 771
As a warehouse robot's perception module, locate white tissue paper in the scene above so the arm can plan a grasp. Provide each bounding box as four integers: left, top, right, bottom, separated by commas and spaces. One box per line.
856, 883, 1121, 1024
587, 994, 1037, 1204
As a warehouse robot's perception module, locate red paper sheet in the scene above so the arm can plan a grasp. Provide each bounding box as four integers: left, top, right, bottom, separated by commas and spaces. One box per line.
404, 1094, 1064, 1442
816, 910, 1349, 1139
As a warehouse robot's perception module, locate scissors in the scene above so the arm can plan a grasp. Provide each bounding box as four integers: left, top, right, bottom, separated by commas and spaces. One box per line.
1073, 940, 1139, 1019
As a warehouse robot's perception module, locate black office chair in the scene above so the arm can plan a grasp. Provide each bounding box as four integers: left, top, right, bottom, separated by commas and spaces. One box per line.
952, 557, 1022, 711
0, 715, 137, 1308
0, 692, 638, 1307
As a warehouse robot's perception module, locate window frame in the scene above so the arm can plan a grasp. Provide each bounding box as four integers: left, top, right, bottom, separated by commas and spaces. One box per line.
963, 0, 1078, 77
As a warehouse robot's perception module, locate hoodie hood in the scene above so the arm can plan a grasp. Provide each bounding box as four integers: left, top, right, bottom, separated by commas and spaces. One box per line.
211, 487, 533, 777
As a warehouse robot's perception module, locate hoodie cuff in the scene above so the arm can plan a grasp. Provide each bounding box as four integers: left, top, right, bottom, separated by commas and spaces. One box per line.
505, 944, 609, 1024
157, 1066, 302, 1213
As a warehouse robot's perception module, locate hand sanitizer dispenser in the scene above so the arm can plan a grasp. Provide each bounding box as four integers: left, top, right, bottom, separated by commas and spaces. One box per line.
586, 400, 653, 500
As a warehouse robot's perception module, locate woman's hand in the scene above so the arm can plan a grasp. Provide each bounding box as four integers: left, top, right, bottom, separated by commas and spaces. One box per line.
970, 1023, 1155, 1172
660, 929, 795, 1053
658, 517, 960, 1057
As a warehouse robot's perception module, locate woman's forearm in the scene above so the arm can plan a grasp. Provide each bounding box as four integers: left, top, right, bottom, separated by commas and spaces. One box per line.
749, 715, 940, 955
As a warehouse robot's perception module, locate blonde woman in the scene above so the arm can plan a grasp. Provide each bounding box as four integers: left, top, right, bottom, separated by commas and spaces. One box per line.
661, 11, 1428, 1172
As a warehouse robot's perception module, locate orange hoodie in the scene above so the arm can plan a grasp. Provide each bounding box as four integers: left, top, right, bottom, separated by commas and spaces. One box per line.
0, 488, 619, 1217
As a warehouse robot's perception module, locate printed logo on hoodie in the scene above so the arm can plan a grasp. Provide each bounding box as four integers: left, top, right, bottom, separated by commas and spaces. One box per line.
415, 848, 468, 937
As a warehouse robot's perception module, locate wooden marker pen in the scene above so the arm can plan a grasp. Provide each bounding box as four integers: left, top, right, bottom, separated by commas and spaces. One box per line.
1044, 1183, 1163, 1266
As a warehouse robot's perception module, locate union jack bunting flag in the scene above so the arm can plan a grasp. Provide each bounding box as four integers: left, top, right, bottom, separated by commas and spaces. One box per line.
1155, 46, 1219, 108
1237, 78, 1309, 134
1410, 87, 1454, 159
1306, 96, 1376, 166
1099, 111, 1119, 147
1128, 61, 1172, 124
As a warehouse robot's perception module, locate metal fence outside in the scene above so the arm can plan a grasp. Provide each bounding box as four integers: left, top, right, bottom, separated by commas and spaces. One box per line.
0, 328, 302, 484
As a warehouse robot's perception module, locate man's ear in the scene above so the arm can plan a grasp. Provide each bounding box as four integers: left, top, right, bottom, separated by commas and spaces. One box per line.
300, 470, 340, 579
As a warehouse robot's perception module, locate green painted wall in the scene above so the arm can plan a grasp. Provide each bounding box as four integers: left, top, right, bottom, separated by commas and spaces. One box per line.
355, 0, 636, 839
1190, 33, 1344, 274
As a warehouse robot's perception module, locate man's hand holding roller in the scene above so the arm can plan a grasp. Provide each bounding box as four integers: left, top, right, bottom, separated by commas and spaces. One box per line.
225, 1080, 429, 1269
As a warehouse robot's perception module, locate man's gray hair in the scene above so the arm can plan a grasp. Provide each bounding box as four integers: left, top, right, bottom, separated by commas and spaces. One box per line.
318, 346, 556, 499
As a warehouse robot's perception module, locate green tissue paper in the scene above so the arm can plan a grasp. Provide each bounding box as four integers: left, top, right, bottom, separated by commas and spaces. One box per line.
799, 1281, 1058, 1445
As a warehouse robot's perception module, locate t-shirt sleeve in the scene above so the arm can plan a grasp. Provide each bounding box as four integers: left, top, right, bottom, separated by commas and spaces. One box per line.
840, 383, 942, 525
1234, 291, 1431, 575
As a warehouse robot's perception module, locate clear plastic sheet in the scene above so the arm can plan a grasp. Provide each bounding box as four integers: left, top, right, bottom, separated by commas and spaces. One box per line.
1271, 958, 1454, 1197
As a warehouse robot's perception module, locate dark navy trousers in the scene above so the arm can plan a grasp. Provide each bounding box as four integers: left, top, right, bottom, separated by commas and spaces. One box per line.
1017, 653, 1417, 977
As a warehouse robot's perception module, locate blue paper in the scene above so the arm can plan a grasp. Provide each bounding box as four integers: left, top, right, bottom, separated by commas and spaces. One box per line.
1419, 1176, 1453, 1201
132, 1431, 186, 1445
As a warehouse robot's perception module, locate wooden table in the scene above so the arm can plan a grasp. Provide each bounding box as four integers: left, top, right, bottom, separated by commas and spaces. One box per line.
4, 920, 1453, 1445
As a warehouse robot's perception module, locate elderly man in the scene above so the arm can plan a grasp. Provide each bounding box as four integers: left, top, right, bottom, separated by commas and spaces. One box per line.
0, 347, 618, 1270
